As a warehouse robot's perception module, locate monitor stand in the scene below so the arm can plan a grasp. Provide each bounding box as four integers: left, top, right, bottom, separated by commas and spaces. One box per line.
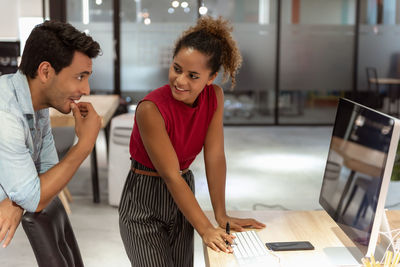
323, 246, 363, 266
323, 210, 394, 265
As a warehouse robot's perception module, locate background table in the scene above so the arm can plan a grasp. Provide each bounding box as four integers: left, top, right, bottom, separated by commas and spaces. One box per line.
203, 210, 400, 267
369, 77, 400, 116
50, 95, 119, 203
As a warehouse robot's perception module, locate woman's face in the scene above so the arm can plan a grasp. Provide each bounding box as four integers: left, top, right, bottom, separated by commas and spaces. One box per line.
168, 47, 217, 106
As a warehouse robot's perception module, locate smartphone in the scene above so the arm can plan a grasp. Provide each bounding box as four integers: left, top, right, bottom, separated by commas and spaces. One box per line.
265, 241, 314, 251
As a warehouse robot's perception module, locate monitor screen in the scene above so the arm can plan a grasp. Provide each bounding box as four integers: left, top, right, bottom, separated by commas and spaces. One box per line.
319, 98, 400, 257
0, 41, 20, 76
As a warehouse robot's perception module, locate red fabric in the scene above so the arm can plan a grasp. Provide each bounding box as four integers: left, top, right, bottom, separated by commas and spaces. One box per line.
130, 84, 217, 170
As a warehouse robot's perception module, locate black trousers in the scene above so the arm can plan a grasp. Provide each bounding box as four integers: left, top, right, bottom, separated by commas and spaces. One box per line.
119, 160, 194, 267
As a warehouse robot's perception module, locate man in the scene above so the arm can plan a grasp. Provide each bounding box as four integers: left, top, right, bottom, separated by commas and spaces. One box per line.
0, 20, 102, 247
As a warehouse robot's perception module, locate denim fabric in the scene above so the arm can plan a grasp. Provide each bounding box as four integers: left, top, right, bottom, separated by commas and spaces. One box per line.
0, 71, 58, 212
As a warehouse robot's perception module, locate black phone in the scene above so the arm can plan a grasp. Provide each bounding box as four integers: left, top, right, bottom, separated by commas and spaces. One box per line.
265, 241, 314, 251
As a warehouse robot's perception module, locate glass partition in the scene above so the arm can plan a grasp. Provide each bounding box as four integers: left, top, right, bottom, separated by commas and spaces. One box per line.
65, 0, 400, 125
199, 0, 278, 124
120, 0, 196, 102
358, 0, 400, 116
279, 0, 355, 124
120, 0, 277, 124
67, 0, 114, 93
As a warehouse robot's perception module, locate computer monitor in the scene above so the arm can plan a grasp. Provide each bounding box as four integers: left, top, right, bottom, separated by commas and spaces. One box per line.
319, 98, 400, 258
0, 41, 20, 75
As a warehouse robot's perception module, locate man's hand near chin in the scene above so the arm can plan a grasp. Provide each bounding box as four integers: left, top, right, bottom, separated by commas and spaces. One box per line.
0, 198, 23, 248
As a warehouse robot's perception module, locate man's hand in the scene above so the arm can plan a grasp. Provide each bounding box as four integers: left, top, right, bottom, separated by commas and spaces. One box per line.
0, 198, 23, 248
71, 102, 101, 152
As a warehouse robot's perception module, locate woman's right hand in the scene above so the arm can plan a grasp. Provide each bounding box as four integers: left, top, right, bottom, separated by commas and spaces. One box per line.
202, 226, 235, 253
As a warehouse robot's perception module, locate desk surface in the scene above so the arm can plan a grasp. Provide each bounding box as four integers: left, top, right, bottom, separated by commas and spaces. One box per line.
49, 95, 119, 128
370, 78, 400, 85
331, 136, 385, 177
203, 210, 400, 267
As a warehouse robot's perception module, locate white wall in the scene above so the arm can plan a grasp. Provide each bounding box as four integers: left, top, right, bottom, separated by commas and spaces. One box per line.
0, 0, 42, 40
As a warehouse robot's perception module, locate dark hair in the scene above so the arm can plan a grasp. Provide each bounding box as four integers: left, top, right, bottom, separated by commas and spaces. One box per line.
19, 20, 101, 79
173, 16, 242, 88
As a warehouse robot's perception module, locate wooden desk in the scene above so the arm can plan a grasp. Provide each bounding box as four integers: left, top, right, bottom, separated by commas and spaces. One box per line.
49, 95, 119, 128
330, 136, 384, 178
50, 95, 119, 203
369, 78, 400, 85
204, 210, 400, 267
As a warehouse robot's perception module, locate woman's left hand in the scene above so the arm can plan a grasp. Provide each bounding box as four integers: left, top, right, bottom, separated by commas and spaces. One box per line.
216, 215, 266, 232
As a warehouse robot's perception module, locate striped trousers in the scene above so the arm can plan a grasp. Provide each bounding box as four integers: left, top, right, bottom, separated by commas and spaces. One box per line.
119, 159, 194, 267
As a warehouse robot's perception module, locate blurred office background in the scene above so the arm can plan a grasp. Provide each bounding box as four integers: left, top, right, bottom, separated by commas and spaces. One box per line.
2, 0, 400, 266
2, 0, 400, 125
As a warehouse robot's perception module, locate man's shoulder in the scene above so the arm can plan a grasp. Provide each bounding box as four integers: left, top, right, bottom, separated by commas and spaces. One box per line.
0, 73, 25, 117
0, 73, 16, 99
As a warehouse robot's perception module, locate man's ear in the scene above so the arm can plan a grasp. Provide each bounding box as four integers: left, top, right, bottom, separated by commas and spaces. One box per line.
206, 72, 218, 86
37, 62, 53, 83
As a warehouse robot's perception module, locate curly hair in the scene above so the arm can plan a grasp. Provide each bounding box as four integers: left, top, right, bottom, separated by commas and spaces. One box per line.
173, 16, 242, 88
19, 20, 101, 79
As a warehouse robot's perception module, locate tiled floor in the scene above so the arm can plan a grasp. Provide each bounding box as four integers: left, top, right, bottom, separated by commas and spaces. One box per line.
1, 126, 400, 267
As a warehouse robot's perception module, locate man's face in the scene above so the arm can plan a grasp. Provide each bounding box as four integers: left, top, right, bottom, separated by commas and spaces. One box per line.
47, 51, 93, 114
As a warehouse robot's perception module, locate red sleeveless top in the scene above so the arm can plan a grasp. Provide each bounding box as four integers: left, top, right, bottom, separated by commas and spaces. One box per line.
129, 84, 218, 170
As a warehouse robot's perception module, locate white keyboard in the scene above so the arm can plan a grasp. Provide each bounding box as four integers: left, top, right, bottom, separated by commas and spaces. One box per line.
232, 231, 279, 266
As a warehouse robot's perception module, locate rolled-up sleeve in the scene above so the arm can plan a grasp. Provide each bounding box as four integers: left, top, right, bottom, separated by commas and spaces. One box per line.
0, 111, 40, 212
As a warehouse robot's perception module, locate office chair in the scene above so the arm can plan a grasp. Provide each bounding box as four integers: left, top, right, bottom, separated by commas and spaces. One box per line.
363, 67, 384, 109
366, 67, 399, 114
366, 67, 380, 93
324, 160, 342, 180
22, 197, 84, 267
344, 67, 383, 110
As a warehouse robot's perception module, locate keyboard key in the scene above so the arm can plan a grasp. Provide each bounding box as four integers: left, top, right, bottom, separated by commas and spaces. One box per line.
232, 230, 279, 266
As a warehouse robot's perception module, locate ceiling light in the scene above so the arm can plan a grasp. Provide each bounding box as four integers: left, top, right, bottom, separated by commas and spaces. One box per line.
199, 6, 208, 15
144, 18, 151, 25
181, 1, 188, 8
172, 1, 179, 8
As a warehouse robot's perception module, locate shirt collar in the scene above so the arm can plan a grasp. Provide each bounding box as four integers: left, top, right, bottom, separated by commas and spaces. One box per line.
11, 71, 35, 116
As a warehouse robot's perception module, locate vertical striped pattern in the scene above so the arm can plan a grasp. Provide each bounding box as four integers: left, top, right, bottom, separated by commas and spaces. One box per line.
292, 0, 300, 24
119, 160, 194, 267
367, 0, 378, 25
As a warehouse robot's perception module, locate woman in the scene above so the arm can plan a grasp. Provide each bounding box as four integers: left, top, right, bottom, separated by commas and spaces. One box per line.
119, 16, 265, 267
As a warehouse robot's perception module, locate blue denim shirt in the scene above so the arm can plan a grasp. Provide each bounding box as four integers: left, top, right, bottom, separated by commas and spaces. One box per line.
0, 71, 58, 212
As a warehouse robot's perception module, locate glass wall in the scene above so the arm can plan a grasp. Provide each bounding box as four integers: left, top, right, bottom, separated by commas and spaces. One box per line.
279, 0, 356, 124
358, 0, 400, 116
120, 0, 277, 124
204, 0, 277, 124
67, 0, 114, 93
65, 0, 400, 125
120, 0, 197, 101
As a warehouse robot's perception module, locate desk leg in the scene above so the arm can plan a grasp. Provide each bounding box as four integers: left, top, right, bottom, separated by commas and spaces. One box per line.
104, 126, 110, 163
90, 145, 100, 203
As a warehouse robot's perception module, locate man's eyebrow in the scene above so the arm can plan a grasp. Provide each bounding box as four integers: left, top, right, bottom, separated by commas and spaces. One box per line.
77, 71, 92, 75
